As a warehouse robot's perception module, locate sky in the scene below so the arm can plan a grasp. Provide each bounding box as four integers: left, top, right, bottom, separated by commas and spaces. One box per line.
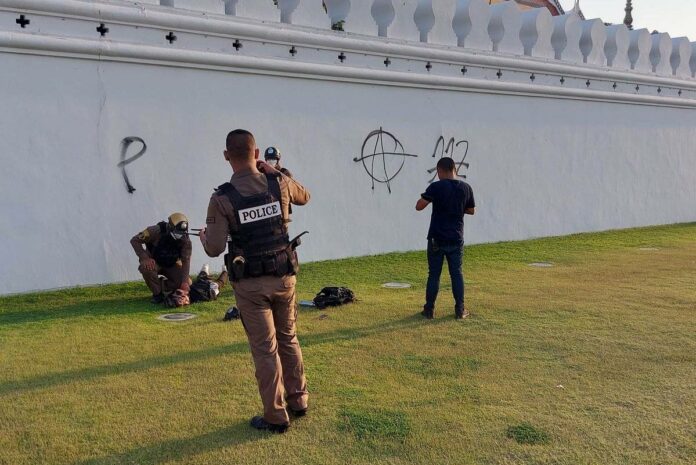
559, 0, 696, 39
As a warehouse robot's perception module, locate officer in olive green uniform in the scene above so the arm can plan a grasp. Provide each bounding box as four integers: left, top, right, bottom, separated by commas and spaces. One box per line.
130, 213, 192, 304
200, 130, 310, 433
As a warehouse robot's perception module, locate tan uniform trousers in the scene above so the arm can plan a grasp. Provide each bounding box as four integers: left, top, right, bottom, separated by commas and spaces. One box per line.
233, 274, 308, 425
139, 261, 190, 295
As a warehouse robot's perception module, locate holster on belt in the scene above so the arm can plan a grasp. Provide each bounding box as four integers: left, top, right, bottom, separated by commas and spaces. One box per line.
227, 231, 308, 280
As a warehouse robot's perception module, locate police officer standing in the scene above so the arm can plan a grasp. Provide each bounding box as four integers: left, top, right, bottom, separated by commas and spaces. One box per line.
264, 147, 292, 178
199, 130, 310, 433
130, 213, 192, 303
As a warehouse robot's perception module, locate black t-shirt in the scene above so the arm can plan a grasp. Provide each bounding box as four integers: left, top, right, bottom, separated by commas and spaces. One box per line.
421, 179, 475, 244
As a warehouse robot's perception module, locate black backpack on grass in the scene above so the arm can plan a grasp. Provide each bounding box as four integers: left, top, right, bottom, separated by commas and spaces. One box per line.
312, 287, 355, 309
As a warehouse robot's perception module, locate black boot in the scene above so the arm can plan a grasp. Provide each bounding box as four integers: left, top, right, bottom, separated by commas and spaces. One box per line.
420, 306, 434, 319
250, 416, 288, 433
150, 293, 165, 304
287, 406, 307, 418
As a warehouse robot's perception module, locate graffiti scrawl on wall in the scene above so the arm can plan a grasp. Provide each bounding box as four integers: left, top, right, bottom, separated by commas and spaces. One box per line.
354, 128, 471, 192
427, 136, 470, 184
118, 136, 147, 194
353, 127, 419, 193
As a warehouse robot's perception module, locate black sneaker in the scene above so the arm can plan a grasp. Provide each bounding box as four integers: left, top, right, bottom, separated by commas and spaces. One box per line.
287, 407, 307, 418
250, 416, 288, 433
420, 308, 434, 319
150, 293, 165, 304
455, 308, 470, 319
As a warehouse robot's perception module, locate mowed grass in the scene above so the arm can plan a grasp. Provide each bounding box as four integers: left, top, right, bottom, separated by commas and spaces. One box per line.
1, 224, 695, 465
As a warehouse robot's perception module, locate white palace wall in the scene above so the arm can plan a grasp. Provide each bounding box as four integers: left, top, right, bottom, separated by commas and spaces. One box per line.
1, 0, 695, 294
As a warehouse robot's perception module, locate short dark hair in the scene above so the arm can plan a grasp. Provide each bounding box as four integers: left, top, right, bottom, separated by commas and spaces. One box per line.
436, 157, 456, 172
225, 129, 255, 160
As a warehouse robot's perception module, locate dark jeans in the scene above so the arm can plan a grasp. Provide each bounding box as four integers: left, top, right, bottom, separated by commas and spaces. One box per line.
424, 240, 464, 312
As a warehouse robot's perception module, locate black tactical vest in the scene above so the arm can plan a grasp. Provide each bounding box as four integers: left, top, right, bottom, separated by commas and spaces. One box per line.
217, 173, 290, 259
147, 222, 182, 267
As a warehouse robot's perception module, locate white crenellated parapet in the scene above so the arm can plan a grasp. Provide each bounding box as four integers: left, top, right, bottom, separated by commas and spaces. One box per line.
344, 1, 379, 36
520, 8, 554, 59
371, 0, 395, 37
162, 0, 224, 14
277, 0, 300, 24
604, 24, 630, 69
650, 32, 672, 75
551, 13, 582, 63
228, 0, 280, 22
452, 0, 491, 50
292, 1, 330, 29
670, 37, 692, 78
488, 2, 523, 55
579, 18, 606, 66
428, 0, 458, 46
628, 28, 652, 73
388, 0, 420, 41
413, 0, 435, 43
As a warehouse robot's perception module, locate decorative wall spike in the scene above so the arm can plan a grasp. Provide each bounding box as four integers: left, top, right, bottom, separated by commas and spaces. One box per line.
291, 0, 331, 29
579, 19, 607, 66
520, 8, 554, 59
289, 45, 297, 56
488, 2, 523, 55
670, 37, 692, 78
278, 0, 300, 24
427, 0, 458, 46
452, 0, 491, 50
604, 24, 630, 69
650, 32, 672, 75
233, 39, 242, 51
551, 14, 582, 63
387, 0, 420, 41
628, 29, 652, 72
165, 31, 177, 44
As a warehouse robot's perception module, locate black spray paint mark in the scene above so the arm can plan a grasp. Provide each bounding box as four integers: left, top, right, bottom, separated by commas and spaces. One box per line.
117, 137, 147, 194
353, 128, 419, 194
427, 136, 470, 183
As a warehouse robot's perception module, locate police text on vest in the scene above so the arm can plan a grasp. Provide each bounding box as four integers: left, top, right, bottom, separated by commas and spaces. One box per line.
238, 201, 282, 224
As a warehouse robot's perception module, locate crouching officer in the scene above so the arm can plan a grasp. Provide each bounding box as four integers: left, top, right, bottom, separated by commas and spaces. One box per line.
200, 129, 310, 433
130, 213, 192, 304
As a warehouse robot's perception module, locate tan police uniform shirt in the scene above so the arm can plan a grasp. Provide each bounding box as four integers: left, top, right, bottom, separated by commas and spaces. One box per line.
130, 224, 192, 271
203, 168, 310, 257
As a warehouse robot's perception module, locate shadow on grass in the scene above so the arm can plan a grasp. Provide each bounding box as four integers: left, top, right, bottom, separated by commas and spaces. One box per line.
0, 297, 154, 326
1, 313, 447, 395
74, 421, 261, 465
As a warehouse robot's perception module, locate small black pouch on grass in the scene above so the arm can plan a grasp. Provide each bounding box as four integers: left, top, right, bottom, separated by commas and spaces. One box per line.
313, 287, 355, 309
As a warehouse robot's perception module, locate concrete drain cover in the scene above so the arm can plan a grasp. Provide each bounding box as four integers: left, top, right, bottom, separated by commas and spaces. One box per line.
157, 313, 197, 322
528, 262, 554, 268
639, 247, 659, 251
382, 282, 411, 289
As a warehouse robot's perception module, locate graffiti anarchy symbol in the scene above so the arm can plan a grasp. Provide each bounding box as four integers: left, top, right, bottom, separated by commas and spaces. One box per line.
353, 127, 418, 193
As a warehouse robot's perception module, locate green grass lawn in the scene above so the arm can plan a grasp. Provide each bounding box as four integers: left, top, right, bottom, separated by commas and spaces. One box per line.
1, 224, 695, 465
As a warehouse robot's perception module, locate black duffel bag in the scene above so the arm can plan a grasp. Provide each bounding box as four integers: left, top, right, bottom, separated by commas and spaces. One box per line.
312, 287, 355, 309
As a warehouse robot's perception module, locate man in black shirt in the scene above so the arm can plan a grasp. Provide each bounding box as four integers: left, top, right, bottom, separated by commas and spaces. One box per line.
416, 157, 475, 319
